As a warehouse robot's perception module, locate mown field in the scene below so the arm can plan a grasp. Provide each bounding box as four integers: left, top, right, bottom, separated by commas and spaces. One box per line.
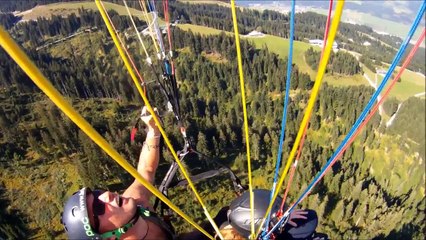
177, 23, 228, 36
177, 0, 230, 7
17, 1, 147, 21
363, 63, 425, 101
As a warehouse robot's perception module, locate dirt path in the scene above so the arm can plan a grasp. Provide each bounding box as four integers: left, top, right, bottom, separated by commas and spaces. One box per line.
363, 73, 384, 116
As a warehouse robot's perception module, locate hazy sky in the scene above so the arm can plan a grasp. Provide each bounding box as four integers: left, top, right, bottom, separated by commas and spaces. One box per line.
237, 1, 424, 25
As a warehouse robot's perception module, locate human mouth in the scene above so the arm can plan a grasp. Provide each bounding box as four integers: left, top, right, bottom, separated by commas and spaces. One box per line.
118, 196, 123, 207
113, 194, 123, 207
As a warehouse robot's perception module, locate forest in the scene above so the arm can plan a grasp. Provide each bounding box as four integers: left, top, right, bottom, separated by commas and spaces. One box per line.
0, 1, 425, 239
304, 47, 362, 75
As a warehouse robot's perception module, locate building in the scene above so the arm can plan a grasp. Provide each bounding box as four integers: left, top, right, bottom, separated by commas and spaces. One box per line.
309, 39, 339, 51
246, 30, 265, 37
363, 41, 371, 46
376, 69, 387, 76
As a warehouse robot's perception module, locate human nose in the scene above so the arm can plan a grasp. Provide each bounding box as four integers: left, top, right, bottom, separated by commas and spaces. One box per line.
98, 191, 122, 208
98, 191, 115, 203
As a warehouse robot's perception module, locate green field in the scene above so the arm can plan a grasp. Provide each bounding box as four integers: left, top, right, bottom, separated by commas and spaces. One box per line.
178, 0, 230, 7
244, 34, 312, 73
376, 70, 425, 101
395, 67, 426, 88
177, 24, 228, 36
19, 1, 149, 21
362, 65, 376, 82
362, 62, 425, 101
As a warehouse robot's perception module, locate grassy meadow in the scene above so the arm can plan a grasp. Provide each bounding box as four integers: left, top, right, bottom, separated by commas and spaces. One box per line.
177, 0, 230, 7
376, 70, 425, 101
17, 1, 151, 22
177, 23, 228, 36
363, 63, 425, 101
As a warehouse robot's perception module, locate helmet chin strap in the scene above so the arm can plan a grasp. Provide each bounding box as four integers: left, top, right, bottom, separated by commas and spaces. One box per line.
100, 207, 143, 239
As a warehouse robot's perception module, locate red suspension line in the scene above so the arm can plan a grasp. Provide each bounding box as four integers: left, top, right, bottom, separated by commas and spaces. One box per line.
279, 0, 334, 211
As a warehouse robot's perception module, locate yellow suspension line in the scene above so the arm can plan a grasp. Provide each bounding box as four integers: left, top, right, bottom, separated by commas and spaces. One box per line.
0, 25, 212, 239
95, 1, 223, 239
122, 0, 152, 64
99, 1, 146, 94
230, 1, 255, 238
255, 1, 345, 238
138, 0, 161, 58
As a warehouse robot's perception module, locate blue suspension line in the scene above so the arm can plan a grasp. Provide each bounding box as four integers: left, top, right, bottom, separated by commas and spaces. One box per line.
265, 3, 425, 238
147, 0, 154, 12
263, 0, 296, 236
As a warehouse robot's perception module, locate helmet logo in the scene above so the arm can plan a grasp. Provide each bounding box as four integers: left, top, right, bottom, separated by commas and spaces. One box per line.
82, 217, 95, 236
79, 189, 95, 236
79, 189, 87, 211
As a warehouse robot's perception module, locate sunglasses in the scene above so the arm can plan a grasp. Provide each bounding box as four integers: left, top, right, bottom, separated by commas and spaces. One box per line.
87, 189, 106, 232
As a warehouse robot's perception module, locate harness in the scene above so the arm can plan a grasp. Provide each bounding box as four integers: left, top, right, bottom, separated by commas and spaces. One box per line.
100, 206, 175, 240
154, 135, 247, 221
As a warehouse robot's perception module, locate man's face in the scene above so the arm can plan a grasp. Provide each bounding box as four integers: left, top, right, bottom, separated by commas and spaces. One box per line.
86, 190, 137, 233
